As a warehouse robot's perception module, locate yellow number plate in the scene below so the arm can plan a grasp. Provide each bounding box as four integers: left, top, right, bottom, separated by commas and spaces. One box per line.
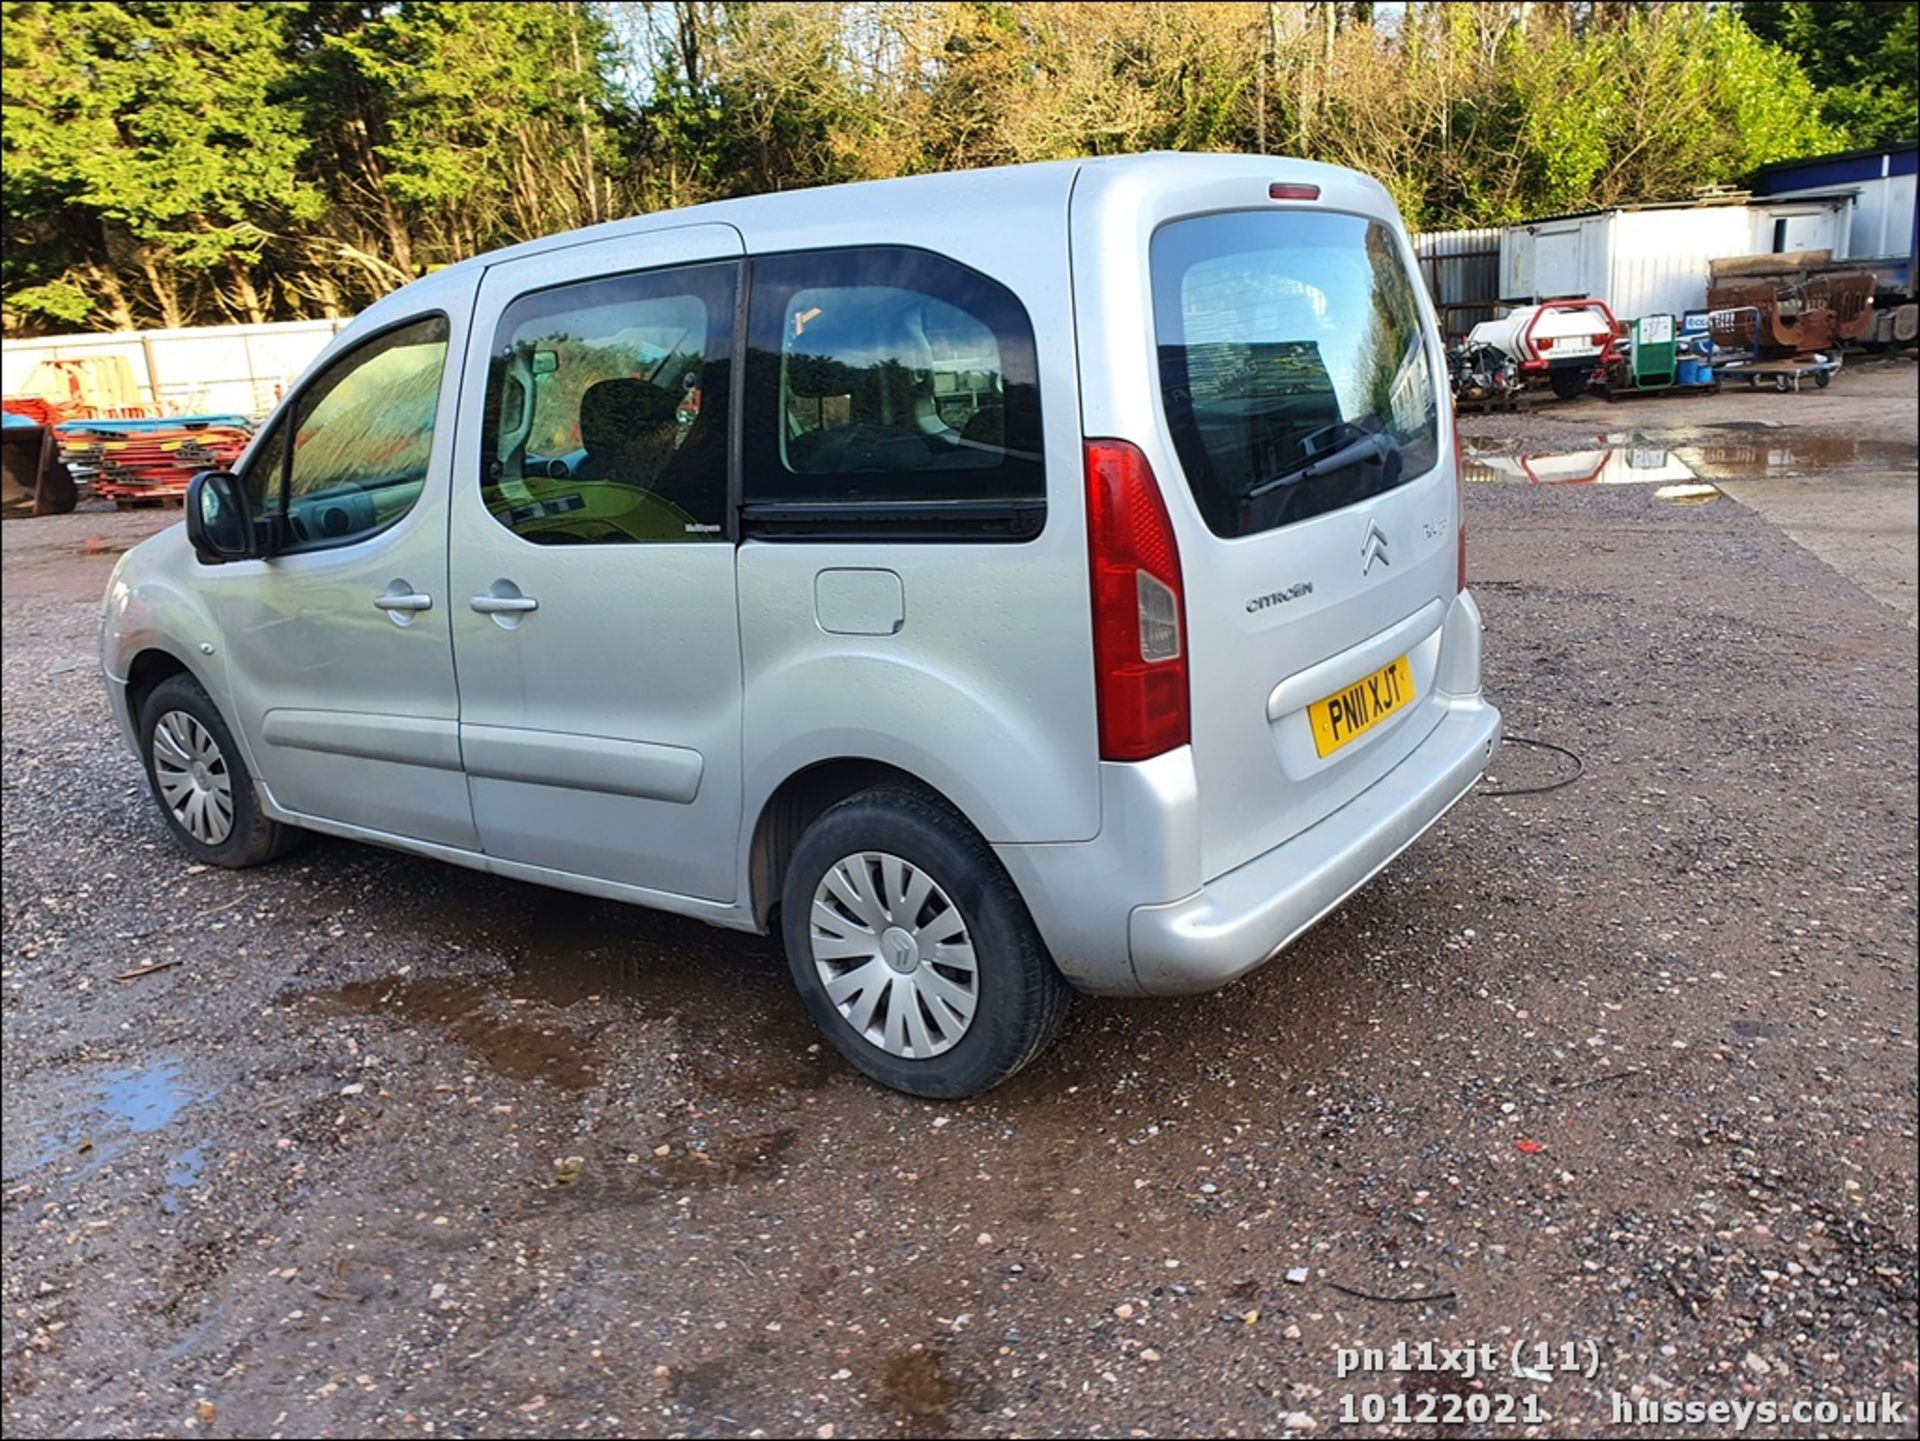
1308, 655, 1414, 757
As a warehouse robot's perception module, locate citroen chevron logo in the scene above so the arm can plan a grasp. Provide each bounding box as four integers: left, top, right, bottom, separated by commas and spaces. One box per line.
1361, 520, 1391, 575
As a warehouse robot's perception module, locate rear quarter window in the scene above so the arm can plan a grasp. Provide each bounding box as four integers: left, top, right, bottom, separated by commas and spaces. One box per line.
1151, 211, 1439, 538
742, 246, 1044, 540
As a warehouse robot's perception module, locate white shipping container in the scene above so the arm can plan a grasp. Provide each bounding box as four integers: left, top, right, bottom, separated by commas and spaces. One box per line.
1499, 197, 1853, 321
1769, 173, 1915, 266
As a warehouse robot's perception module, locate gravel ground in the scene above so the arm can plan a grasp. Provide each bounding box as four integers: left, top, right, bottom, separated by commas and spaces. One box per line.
3, 367, 1916, 1438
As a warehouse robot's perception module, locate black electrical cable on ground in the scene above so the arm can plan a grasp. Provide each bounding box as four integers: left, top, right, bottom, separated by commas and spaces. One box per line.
1477, 734, 1584, 797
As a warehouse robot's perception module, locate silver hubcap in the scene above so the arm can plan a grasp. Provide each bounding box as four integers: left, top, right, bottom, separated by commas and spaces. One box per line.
810, 851, 978, 1060
151, 710, 235, 845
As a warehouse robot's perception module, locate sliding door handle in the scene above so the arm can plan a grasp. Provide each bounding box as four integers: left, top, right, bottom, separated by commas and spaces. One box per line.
470, 579, 538, 628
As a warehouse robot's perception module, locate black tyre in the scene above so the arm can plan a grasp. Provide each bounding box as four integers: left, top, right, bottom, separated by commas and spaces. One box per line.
1813, 369, 1831, 389
138, 673, 297, 868
1548, 368, 1588, 401
779, 786, 1072, 1098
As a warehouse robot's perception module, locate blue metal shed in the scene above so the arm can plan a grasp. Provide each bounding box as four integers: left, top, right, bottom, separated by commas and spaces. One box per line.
1755, 143, 1918, 292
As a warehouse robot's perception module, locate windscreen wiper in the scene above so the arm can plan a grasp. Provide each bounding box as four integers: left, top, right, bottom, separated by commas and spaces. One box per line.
1245, 430, 1395, 500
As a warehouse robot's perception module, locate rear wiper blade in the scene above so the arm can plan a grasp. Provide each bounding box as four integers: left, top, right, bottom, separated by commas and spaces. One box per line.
1246, 430, 1394, 500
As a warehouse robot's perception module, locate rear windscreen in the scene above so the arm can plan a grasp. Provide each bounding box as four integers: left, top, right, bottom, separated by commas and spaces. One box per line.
1151, 211, 1439, 538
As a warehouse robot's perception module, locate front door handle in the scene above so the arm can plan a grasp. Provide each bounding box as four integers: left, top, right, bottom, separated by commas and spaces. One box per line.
373, 592, 434, 612
470, 579, 539, 629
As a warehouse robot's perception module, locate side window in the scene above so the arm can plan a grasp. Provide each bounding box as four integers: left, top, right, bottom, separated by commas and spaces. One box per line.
278, 316, 449, 548
742, 247, 1044, 538
480, 263, 736, 545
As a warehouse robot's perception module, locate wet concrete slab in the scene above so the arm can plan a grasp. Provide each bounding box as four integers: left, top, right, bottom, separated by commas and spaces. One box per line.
1463, 434, 1918, 622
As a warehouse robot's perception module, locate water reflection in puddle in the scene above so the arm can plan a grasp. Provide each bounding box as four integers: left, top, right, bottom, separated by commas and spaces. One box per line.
9, 1059, 213, 1184
96, 1060, 207, 1134
1466, 446, 1699, 488
159, 1145, 204, 1215
1465, 435, 1916, 489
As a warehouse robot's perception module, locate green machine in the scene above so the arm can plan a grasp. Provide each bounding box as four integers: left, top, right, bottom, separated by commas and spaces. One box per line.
1623, 313, 1677, 392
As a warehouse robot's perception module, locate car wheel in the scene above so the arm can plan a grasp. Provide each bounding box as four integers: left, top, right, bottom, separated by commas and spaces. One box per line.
780, 786, 1072, 1098
1548, 369, 1587, 401
138, 673, 297, 868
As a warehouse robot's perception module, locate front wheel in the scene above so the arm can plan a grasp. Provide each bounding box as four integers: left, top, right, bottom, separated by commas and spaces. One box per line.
138, 674, 297, 868
780, 787, 1071, 1098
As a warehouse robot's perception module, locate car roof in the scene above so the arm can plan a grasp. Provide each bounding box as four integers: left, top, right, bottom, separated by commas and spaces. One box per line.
349, 151, 1391, 339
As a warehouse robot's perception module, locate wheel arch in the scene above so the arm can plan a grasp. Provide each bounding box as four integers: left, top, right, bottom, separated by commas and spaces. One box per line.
124, 647, 198, 733
745, 757, 982, 930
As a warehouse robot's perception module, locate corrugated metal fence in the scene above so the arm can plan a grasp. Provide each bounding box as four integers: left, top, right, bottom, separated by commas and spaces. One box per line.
1413, 227, 1503, 342
2, 318, 345, 421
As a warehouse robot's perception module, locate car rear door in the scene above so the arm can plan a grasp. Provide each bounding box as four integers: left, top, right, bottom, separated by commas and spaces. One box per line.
1073, 159, 1464, 884
446, 225, 747, 902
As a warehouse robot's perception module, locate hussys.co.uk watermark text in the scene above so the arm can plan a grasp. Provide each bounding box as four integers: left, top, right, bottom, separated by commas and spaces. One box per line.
1328, 1338, 1907, 1431
1611, 1393, 1908, 1431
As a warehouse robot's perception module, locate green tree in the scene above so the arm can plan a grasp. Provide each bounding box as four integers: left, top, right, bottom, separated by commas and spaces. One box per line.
286, 1, 623, 300
2, 1, 319, 329
1741, 1, 1918, 148
0, 1, 1894, 337
1497, 8, 1840, 220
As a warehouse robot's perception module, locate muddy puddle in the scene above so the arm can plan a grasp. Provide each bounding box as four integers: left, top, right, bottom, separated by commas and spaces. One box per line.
287, 886, 826, 1098
881, 1345, 965, 1432
538, 1128, 801, 1205
1679, 435, 1919, 478
1464, 435, 1916, 492
298, 972, 603, 1088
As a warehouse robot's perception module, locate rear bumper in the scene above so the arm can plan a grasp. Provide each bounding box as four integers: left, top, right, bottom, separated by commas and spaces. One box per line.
1126, 694, 1500, 996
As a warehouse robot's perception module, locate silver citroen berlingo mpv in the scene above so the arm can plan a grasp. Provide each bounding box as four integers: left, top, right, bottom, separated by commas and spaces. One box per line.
102, 153, 1500, 1096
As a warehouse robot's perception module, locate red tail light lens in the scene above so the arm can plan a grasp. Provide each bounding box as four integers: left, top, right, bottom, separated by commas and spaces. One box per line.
1591, 333, 1609, 348
1453, 417, 1468, 593
1268, 183, 1321, 201
1085, 439, 1190, 761
1534, 336, 1555, 352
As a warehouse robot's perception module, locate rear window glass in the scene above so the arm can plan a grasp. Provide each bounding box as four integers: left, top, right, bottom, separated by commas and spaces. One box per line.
1151, 211, 1439, 538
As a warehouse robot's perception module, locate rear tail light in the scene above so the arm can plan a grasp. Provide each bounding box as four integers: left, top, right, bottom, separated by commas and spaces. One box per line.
1591, 333, 1609, 348
1268, 183, 1321, 201
1534, 336, 1555, 353
1085, 439, 1190, 761
1453, 416, 1468, 593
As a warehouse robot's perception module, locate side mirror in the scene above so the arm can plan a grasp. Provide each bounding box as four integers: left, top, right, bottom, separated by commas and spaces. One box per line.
185, 470, 260, 563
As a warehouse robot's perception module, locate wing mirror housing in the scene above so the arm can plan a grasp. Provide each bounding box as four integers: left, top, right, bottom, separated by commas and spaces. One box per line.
185, 470, 277, 563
